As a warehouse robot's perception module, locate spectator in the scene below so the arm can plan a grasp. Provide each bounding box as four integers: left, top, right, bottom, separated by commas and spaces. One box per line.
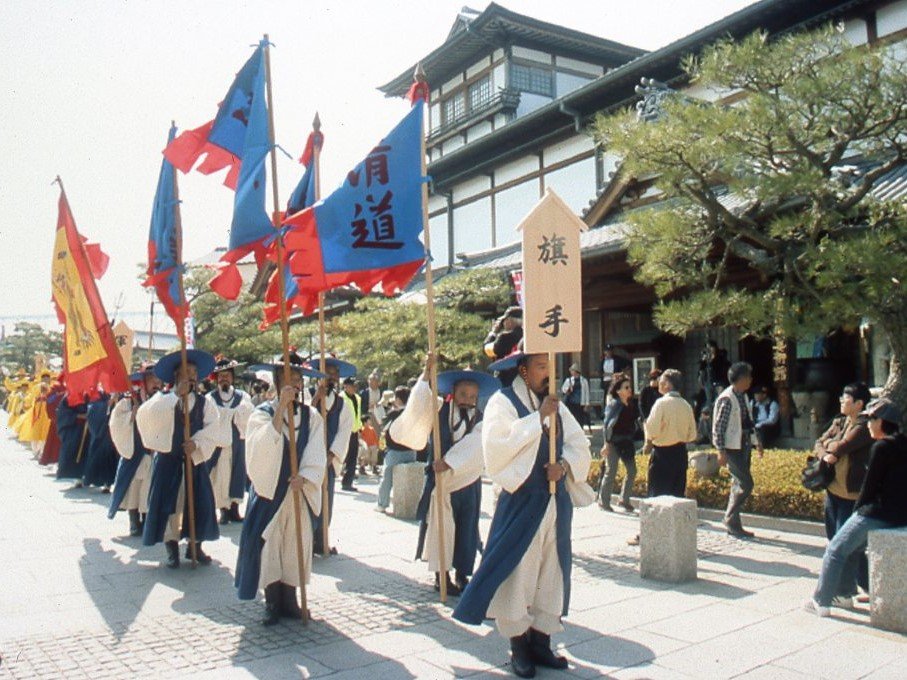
600, 344, 630, 397
483, 306, 523, 387
561, 363, 591, 434
639, 369, 662, 420
753, 386, 781, 448
375, 384, 415, 512
713, 362, 763, 538
805, 399, 907, 617
813, 382, 873, 604
698, 340, 730, 434
340, 378, 363, 492
644, 369, 697, 498
598, 376, 640, 513
360, 371, 386, 436
358, 414, 380, 476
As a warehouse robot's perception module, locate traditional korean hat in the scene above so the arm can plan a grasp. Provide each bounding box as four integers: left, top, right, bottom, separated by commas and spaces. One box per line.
251, 352, 326, 380
304, 354, 357, 378
437, 370, 500, 398
153, 349, 216, 384
129, 362, 157, 383
210, 355, 246, 378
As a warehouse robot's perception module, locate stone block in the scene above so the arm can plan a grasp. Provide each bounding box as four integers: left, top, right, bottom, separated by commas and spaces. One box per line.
689, 451, 719, 477
639, 496, 697, 583
391, 462, 424, 520
868, 528, 907, 633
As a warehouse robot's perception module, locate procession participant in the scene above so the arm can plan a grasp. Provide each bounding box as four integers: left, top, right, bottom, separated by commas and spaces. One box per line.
108, 364, 162, 537
306, 355, 355, 556
454, 349, 591, 678
403, 355, 499, 594
56, 392, 89, 485
137, 349, 220, 568
235, 353, 326, 625
82, 391, 119, 493
6, 371, 30, 430
38, 380, 67, 466
21, 382, 53, 458
206, 357, 254, 524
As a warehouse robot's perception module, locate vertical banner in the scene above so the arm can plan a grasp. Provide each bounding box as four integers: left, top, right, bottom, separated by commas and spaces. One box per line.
510, 270, 524, 307
112, 320, 135, 372
519, 188, 586, 353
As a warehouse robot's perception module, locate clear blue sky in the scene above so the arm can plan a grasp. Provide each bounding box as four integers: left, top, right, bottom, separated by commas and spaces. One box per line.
0, 0, 754, 326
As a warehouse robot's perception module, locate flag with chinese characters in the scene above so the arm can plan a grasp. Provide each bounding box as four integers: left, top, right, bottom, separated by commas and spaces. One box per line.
169, 41, 274, 301
144, 125, 189, 333
51, 190, 129, 404
519, 188, 586, 353
263, 103, 426, 327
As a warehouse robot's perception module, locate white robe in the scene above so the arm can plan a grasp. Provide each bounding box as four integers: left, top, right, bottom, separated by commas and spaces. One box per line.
245, 403, 326, 588
481, 376, 591, 637
206, 388, 254, 508
108, 398, 151, 513
394, 379, 486, 572
135, 392, 221, 542
304, 391, 353, 476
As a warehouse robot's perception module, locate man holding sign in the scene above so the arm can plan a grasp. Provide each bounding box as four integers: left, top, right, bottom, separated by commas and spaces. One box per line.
454, 190, 592, 678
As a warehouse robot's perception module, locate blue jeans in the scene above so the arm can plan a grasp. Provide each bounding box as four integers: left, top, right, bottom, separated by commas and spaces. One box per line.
814, 512, 892, 606
824, 492, 868, 594
378, 449, 417, 508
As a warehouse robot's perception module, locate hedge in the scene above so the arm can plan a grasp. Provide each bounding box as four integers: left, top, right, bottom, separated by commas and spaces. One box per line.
587, 448, 824, 522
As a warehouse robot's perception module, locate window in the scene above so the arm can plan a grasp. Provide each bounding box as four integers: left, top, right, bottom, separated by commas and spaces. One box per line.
442, 91, 465, 124
468, 76, 492, 111
511, 64, 553, 97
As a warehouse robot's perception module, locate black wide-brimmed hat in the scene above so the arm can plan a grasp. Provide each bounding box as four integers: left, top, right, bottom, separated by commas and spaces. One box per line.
154, 350, 216, 384
129, 362, 157, 383
210, 356, 246, 378
437, 370, 500, 398
304, 355, 357, 378
250, 352, 326, 380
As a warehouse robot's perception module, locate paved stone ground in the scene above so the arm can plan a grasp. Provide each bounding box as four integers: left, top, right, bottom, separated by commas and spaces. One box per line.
1, 417, 905, 679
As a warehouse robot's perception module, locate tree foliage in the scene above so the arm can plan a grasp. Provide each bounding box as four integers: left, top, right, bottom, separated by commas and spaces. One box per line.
0, 322, 63, 372
592, 26, 907, 406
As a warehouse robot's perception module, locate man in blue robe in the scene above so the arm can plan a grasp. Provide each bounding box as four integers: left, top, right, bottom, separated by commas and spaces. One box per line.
82, 392, 119, 492
136, 350, 221, 568
453, 351, 591, 678
55, 393, 88, 483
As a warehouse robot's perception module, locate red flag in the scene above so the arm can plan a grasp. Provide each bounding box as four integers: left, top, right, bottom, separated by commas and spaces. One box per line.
50, 189, 129, 404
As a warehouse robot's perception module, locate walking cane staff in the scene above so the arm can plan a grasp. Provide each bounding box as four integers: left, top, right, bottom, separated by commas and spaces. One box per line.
263, 34, 309, 624
548, 352, 557, 495
412, 64, 448, 603
171, 136, 198, 568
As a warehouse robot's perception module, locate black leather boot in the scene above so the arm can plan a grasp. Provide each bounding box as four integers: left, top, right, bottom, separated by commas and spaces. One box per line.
509, 634, 536, 678
262, 582, 281, 626
455, 570, 470, 591
280, 583, 304, 619
165, 540, 180, 569
433, 572, 461, 596
219, 508, 231, 525
185, 541, 213, 565
527, 628, 568, 669
229, 502, 244, 522
128, 509, 141, 537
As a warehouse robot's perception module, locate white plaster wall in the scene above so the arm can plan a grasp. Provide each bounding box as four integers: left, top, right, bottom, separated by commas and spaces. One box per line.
466, 120, 493, 143
542, 157, 597, 214
453, 197, 494, 254
543, 134, 594, 165
495, 180, 541, 244
877, 0, 907, 36
467, 56, 491, 80
441, 73, 464, 94
429, 213, 450, 266
556, 72, 594, 97
495, 155, 539, 185
512, 46, 551, 63
516, 92, 552, 117
452, 175, 492, 202
555, 55, 604, 75
442, 135, 465, 155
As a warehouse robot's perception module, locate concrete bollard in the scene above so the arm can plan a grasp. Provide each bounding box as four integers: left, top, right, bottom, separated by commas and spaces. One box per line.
391, 462, 425, 520
868, 529, 907, 634
639, 496, 697, 583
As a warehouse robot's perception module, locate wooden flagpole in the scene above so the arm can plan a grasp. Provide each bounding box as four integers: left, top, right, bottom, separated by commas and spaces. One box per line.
548, 352, 557, 494
413, 64, 448, 603
148, 298, 155, 362
311, 113, 332, 558
263, 34, 309, 625
171, 128, 199, 568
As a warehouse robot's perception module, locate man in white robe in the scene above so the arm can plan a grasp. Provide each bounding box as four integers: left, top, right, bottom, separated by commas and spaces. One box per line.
107, 364, 162, 536
454, 352, 591, 678
206, 357, 254, 524
136, 350, 221, 568
235, 355, 326, 625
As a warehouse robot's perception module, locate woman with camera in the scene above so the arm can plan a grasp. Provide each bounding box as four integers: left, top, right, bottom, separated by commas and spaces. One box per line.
598, 375, 639, 512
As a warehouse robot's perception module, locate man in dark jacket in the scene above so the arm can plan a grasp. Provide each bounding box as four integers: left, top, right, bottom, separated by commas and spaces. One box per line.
813, 382, 873, 605
483, 306, 523, 387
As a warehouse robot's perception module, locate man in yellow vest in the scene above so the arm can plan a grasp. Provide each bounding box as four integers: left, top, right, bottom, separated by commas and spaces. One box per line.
340, 377, 363, 492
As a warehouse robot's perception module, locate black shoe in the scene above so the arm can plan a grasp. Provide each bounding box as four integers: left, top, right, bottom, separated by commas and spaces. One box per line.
433, 572, 462, 596
185, 542, 213, 565
262, 582, 281, 626
509, 634, 536, 678
359, 465, 367, 475
280, 583, 304, 619
219, 508, 231, 525
341, 484, 358, 492
723, 520, 755, 538
455, 571, 470, 591
128, 509, 142, 537
527, 628, 568, 669
229, 502, 244, 522
165, 540, 180, 569
597, 499, 614, 512
620, 501, 635, 513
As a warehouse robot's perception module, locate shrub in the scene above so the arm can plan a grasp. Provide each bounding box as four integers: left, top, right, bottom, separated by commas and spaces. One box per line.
587, 448, 823, 521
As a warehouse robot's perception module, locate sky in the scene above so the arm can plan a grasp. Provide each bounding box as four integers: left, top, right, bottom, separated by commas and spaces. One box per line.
0, 0, 756, 330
